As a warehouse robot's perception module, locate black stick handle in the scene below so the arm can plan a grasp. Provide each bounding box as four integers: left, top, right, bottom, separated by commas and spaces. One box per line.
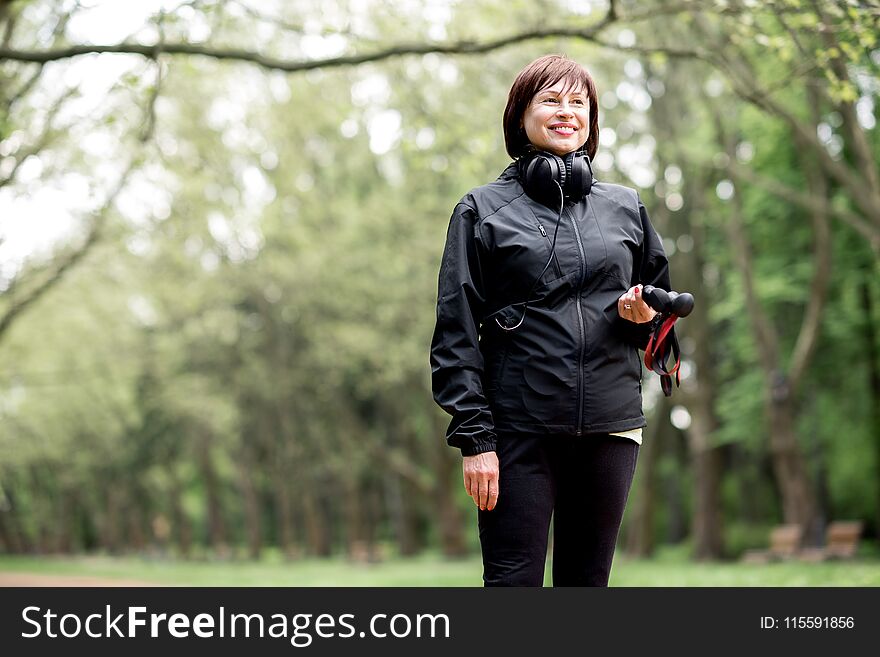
642, 285, 695, 318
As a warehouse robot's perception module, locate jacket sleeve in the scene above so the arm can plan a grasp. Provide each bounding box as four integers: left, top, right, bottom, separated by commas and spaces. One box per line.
430, 202, 497, 456
618, 196, 672, 350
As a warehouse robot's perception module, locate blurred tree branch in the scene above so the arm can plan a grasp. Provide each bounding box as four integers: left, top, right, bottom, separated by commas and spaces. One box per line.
0, 161, 136, 342
695, 16, 880, 231
0, 86, 75, 190
0, 1, 787, 70
138, 10, 168, 144
661, 2, 880, 250
725, 161, 878, 253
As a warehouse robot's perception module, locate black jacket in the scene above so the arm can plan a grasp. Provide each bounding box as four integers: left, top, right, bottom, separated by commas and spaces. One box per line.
430, 162, 672, 455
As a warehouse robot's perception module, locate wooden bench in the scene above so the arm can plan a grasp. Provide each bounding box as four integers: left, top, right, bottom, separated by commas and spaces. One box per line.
799, 521, 864, 562
741, 524, 803, 564
743, 521, 863, 564
770, 524, 803, 559
824, 520, 863, 559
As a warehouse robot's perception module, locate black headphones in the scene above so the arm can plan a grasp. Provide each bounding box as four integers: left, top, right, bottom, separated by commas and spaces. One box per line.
517, 148, 594, 207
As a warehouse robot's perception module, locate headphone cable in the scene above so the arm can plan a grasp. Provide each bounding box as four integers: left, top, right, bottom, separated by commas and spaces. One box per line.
494, 180, 565, 331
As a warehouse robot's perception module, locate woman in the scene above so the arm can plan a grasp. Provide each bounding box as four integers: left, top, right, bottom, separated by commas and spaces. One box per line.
430, 54, 672, 586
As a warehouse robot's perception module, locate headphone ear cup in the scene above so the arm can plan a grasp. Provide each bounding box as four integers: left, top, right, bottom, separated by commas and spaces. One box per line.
520, 152, 563, 206
567, 151, 593, 199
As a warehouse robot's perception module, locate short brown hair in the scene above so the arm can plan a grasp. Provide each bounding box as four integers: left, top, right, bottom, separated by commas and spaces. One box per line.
503, 54, 599, 160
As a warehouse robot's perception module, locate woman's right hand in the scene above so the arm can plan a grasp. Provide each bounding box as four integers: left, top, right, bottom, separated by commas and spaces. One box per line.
462, 452, 500, 511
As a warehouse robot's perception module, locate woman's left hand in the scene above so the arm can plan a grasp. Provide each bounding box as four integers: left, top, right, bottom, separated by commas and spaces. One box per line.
618, 284, 657, 323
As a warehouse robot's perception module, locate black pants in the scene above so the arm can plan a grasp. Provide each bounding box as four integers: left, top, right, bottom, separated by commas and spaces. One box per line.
478, 432, 639, 587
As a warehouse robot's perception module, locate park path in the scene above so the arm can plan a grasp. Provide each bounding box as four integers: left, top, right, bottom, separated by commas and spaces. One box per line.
0, 572, 157, 587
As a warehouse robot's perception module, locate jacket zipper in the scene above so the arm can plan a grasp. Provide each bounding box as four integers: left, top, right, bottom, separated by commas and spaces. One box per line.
537, 223, 563, 278
565, 205, 587, 435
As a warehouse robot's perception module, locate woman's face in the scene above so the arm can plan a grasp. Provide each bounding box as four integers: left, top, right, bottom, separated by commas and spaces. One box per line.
522, 79, 590, 156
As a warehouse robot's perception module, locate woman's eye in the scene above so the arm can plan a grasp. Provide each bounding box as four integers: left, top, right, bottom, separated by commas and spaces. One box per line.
542, 97, 558, 103
572, 99, 585, 105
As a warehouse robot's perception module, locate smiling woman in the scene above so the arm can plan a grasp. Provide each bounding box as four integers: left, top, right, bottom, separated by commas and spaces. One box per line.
430, 53, 674, 587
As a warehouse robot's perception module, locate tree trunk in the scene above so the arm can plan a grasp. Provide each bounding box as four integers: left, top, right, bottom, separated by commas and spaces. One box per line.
431, 408, 467, 557
364, 482, 383, 559
196, 429, 228, 555
624, 394, 671, 557
689, 418, 724, 559
342, 475, 368, 561
56, 487, 75, 553
646, 53, 725, 560
766, 384, 816, 534
264, 298, 301, 558
102, 480, 122, 554
271, 463, 296, 558
301, 485, 330, 557
806, 396, 831, 543
730, 442, 762, 526
384, 470, 419, 557
236, 446, 262, 560
125, 491, 147, 552
0, 497, 25, 553
666, 429, 689, 544
676, 183, 725, 560
168, 467, 192, 558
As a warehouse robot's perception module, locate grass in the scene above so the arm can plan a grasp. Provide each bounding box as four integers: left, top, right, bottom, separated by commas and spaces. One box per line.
0, 552, 479, 587
2, 545, 880, 587
610, 557, 880, 586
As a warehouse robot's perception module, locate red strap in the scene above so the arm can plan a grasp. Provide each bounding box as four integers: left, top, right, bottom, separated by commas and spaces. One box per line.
644, 314, 681, 396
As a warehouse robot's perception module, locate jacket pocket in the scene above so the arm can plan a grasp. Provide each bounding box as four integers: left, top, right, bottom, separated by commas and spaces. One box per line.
484, 339, 509, 401
629, 345, 642, 383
